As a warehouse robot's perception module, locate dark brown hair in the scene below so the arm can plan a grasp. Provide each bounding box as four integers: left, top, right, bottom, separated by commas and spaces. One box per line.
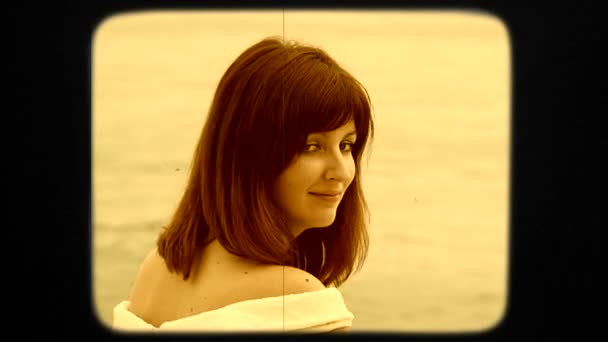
157, 36, 374, 287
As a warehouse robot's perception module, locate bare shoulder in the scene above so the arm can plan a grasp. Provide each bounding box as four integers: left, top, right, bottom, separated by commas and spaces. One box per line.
248, 265, 326, 298
134, 248, 162, 277
280, 265, 326, 294
128, 249, 165, 295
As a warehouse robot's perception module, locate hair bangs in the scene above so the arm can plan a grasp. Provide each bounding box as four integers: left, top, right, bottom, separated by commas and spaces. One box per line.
299, 73, 368, 133
282, 66, 372, 160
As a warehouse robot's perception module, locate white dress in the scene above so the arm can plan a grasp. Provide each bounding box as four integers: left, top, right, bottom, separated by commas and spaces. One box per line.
112, 287, 353, 333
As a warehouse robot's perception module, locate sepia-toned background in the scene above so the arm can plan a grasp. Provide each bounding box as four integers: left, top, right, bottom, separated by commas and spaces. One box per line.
92, 10, 510, 333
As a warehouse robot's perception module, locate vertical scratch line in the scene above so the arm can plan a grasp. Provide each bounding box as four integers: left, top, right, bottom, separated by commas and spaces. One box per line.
282, 7, 286, 333
283, 265, 285, 332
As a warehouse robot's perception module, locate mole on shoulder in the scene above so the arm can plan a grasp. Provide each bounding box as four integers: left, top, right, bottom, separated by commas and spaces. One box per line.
305, 278, 309, 282
244, 271, 248, 275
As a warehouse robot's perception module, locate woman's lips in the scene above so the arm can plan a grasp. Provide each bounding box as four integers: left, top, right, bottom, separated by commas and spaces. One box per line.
309, 192, 341, 202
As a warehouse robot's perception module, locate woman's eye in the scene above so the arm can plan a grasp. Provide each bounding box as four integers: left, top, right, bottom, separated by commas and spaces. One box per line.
304, 141, 354, 153
304, 144, 320, 152
340, 142, 354, 152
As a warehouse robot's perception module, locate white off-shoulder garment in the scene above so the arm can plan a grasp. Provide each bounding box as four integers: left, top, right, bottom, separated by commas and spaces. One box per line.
112, 287, 353, 333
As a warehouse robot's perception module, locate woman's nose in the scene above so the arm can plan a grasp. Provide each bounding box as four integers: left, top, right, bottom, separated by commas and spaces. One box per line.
324, 149, 352, 181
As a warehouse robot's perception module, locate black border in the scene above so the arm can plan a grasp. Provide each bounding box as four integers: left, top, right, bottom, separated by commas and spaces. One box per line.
33, 0, 593, 340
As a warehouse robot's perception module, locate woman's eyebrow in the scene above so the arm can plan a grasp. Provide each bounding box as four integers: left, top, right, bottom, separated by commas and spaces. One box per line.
343, 131, 357, 139
311, 130, 357, 139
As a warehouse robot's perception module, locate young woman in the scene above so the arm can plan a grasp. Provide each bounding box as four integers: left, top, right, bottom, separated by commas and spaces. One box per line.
112, 36, 374, 333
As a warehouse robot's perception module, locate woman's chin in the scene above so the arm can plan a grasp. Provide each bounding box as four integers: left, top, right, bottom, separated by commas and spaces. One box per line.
291, 212, 337, 236
308, 215, 338, 229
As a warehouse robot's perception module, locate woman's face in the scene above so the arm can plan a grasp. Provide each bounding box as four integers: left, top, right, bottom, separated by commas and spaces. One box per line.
273, 121, 357, 237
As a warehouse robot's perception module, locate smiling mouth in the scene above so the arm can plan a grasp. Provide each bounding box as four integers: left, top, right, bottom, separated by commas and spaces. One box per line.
309, 192, 341, 202
309, 192, 340, 197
